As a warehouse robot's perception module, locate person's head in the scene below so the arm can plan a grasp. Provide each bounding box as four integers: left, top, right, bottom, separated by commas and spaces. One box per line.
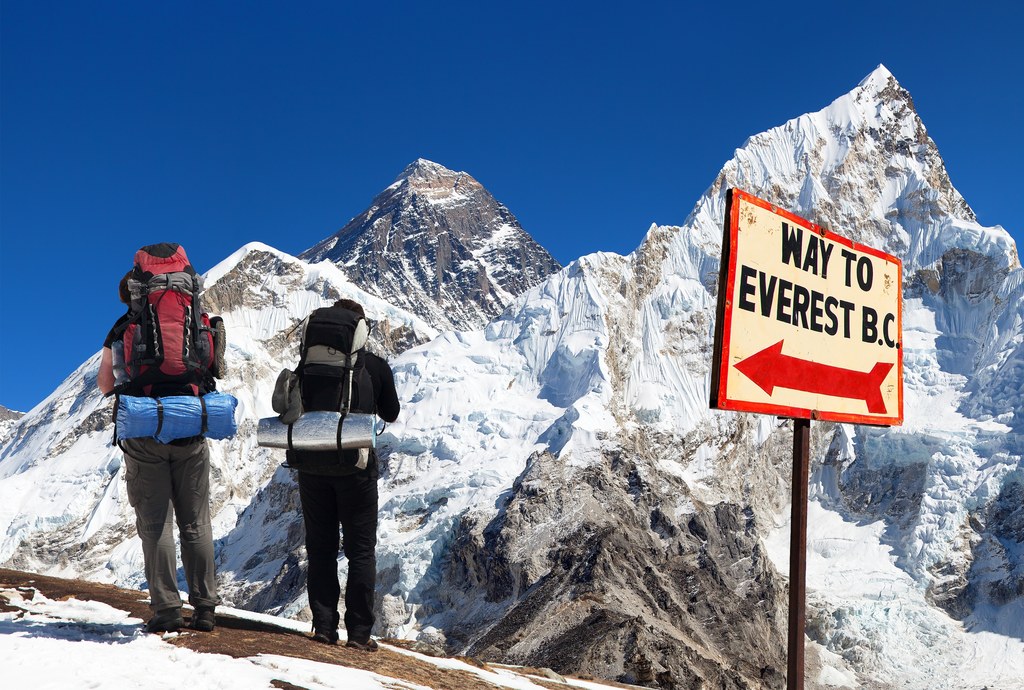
118, 270, 134, 304
334, 298, 365, 317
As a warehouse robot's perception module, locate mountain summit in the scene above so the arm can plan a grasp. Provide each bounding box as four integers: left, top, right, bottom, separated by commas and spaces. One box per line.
301, 159, 562, 331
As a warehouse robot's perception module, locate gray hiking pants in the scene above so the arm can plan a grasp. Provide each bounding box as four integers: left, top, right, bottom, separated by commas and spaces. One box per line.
122, 437, 219, 612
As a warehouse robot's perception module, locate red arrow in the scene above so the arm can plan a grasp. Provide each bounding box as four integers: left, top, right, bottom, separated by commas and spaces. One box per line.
734, 340, 894, 414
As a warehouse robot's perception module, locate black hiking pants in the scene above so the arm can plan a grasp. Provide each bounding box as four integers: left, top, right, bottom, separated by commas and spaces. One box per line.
297, 470, 378, 642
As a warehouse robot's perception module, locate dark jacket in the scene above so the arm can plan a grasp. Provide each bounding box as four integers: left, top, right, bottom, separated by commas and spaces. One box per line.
286, 351, 399, 476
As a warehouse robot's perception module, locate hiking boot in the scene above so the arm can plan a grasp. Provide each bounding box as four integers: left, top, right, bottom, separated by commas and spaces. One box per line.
345, 637, 379, 652
145, 608, 183, 633
311, 629, 339, 645
188, 606, 216, 632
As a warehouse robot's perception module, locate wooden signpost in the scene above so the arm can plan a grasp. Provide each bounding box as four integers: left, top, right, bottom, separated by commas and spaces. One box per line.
711, 189, 903, 689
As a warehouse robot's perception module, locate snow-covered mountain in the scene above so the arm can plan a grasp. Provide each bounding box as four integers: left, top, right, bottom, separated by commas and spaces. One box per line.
2, 66, 1023, 689
301, 158, 562, 331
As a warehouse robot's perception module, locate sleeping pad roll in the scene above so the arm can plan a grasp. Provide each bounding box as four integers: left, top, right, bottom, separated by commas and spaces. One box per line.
116, 392, 238, 443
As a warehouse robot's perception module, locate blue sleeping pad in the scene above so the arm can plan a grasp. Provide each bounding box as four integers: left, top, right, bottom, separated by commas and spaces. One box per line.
117, 392, 238, 443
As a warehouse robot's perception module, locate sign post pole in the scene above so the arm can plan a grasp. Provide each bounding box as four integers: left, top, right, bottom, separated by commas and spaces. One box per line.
787, 417, 810, 690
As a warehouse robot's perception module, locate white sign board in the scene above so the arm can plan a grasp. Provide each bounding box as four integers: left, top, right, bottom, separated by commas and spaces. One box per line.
711, 189, 903, 425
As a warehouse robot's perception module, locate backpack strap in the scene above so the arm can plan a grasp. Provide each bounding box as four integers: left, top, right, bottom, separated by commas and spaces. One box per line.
337, 352, 360, 414
199, 395, 209, 435
295, 315, 312, 372
111, 393, 120, 448
338, 370, 350, 415
154, 398, 165, 438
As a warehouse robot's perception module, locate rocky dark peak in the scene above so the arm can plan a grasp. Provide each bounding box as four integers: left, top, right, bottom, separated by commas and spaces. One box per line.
300, 160, 562, 331
857, 64, 916, 112
393, 158, 481, 192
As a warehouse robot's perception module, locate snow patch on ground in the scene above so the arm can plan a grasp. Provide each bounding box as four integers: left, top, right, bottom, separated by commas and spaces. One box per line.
1, 586, 616, 690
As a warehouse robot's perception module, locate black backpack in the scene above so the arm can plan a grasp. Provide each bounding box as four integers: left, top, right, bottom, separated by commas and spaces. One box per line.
298, 306, 372, 414
275, 305, 374, 471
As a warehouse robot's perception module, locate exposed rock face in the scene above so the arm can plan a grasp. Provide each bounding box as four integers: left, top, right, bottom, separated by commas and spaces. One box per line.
0, 406, 23, 447
0, 406, 22, 422
301, 159, 562, 332
434, 444, 791, 689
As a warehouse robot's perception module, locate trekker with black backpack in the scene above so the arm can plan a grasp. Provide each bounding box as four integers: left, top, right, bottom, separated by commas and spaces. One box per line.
274, 298, 400, 650
97, 243, 223, 634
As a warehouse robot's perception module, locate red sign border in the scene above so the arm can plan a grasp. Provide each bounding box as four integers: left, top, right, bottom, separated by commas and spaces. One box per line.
710, 189, 904, 426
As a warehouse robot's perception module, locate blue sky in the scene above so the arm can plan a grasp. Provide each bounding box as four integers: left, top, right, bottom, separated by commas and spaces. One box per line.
1, 2, 1021, 413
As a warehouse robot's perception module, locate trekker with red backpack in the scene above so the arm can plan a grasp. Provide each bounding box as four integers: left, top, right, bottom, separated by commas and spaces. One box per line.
97, 243, 222, 634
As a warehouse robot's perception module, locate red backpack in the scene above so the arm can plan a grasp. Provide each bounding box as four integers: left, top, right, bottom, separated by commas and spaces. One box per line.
117, 243, 219, 397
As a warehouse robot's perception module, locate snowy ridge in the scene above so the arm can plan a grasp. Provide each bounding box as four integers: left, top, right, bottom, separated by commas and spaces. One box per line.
717, 66, 1015, 275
